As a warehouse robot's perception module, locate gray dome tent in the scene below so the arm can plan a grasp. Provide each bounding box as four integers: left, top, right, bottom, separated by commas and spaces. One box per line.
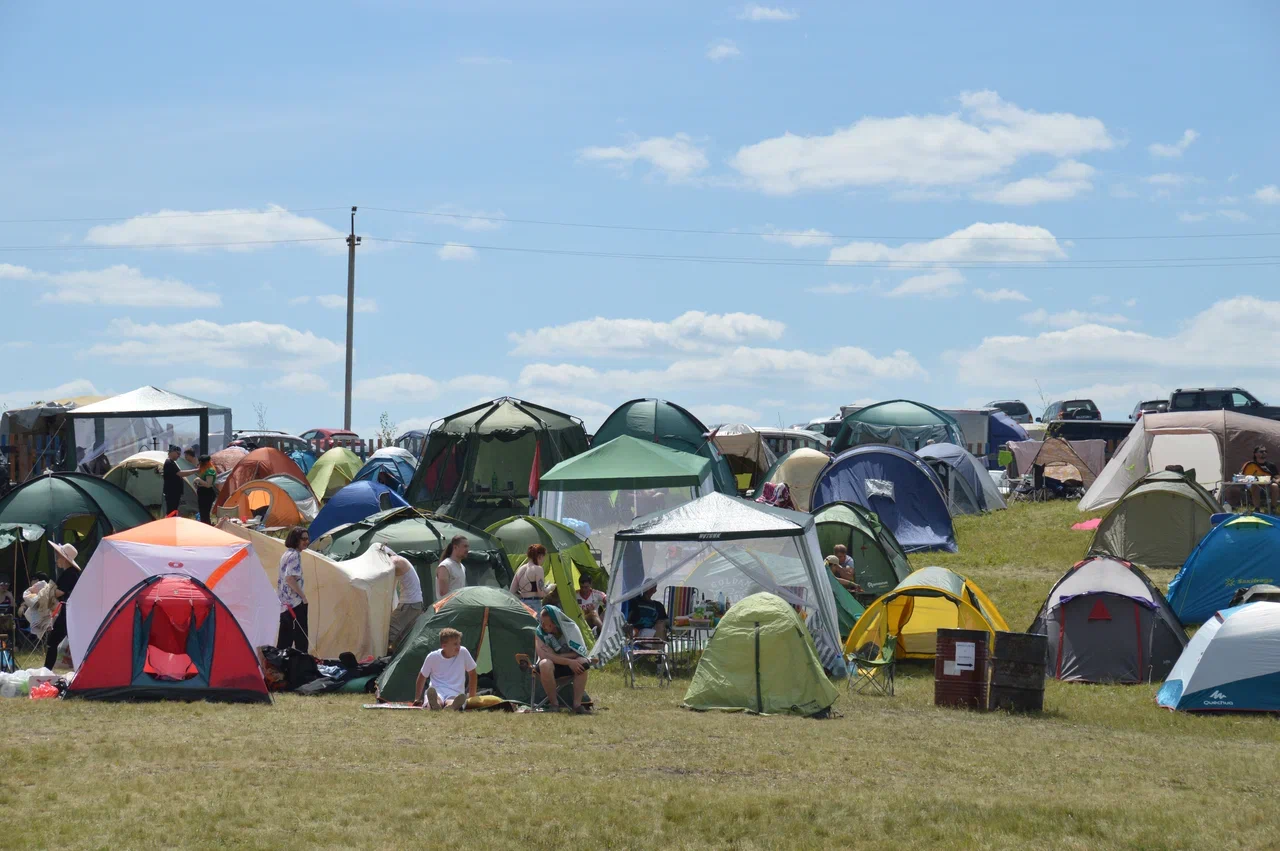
917, 442, 1007, 515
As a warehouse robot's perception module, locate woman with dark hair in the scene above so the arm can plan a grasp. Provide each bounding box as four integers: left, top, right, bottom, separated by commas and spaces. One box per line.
276, 526, 310, 651
194, 454, 218, 524
1241, 445, 1280, 511
510, 544, 547, 612
436, 534, 469, 599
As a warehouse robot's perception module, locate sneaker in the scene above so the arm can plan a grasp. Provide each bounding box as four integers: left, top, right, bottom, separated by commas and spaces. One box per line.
572, 704, 593, 716
426, 687, 442, 710
453, 695, 468, 712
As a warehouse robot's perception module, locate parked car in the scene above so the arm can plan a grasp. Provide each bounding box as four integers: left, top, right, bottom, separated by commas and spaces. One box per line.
300, 428, 364, 452
800, 417, 843, 440
1039, 400, 1101, 423
757, 427, 830, 457
229, 430, 311, 454
1168, 387, 1280, 420
1129, 400, 1169, 421
986, 400, 1033, 425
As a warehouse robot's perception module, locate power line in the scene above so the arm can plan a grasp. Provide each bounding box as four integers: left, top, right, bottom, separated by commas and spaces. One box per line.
362, 206, 1280, 242
362, 236, 1280, 270
0, 207, 348, 225
0, 237, 345, 251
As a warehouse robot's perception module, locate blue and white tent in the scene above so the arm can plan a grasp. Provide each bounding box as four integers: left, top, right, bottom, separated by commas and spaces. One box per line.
917, 442, 1007, 515
309, 480, 410, 541
354, 455, 417, 493
1166, 514, 1280, 625
811, 445, 956, 553
1157, 602, 1280, 712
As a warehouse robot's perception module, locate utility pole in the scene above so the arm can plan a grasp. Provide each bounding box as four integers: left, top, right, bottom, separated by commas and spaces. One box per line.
343, 206, 361, 430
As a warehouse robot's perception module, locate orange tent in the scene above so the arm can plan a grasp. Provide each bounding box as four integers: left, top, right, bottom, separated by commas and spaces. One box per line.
220, 479, 312, 528
216, 447, 310, 507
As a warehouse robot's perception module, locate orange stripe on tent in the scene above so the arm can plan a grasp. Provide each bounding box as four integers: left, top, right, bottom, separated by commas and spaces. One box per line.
206, 546, 251, 590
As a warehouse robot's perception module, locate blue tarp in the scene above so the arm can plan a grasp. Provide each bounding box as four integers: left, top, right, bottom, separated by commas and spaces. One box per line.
354, 456, 416, 493
1166, 514, 1280, 625
309, 480, 411, 540
811, 445, 957, 553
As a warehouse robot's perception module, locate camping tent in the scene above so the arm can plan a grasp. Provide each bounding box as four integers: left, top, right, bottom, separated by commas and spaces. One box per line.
683, 592, 838, 716
211, 446, 249, 476
312, 506, 513, 603
308, 447, 364, 500
288, 449, 317, 475
534, 435, 715, 567
221, 522, 396, 659
215, 447, 309, 508
1087, 470, 1219, 569
1009, 438, 1104, 487
711, 424, 778, 494
486, 515, 606, 642
592, 398, 737, 495
371, 445, 417, 465
0, 522, 48, 603
221, 480, 315, 529
375, 587, 538, 703
262, 474, 319, 521
831, 400, 964, 454
1029, 556, 1187, 683
407, 397, 589, 528
988, 412, 1028, 454
846, 567, 1009, 660
917, 443, 1007, 515
353, 455, 416, 493
104, 451, 198, 516
1080, 410, 1280, 511
1157, 602, 1280, 712
0, 472, 152, 574
827, 572, 866, 640
68, 385, 233, 461
0, 394, 105, 480
811, 446, 956, 553
758, 448, 831, 513
591, 492, 845, 673
1166, 514, 1280, 625
67, 518, 278, 668
66, 574, 270, 703
309, 480, 411, 541
812, 502, 913, 596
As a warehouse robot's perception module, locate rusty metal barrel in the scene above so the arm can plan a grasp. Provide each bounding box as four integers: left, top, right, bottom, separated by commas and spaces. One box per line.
987, 631, 1047, 712
934, 628, 988, 709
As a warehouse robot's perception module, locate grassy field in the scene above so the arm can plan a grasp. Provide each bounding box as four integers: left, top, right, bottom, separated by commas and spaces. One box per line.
4, 501, 1279, 850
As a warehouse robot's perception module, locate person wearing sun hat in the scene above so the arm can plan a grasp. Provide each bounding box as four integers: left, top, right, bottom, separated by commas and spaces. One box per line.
44, 542, 80, 669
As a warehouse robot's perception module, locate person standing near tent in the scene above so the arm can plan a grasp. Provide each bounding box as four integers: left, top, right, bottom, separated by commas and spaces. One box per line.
437, 535, 469, 600
276, 527, 309, 652
535, 605, 591, 714
193, 454, 218, 524
387, 552, 424, 652
162, 446, 186, 516
510, 544, 547, 611
44, 543, 80, 670
414, 627, 475, 710
1241, 446, 1280, 511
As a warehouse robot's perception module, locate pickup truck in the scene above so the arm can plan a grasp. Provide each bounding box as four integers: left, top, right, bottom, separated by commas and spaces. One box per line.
1168, 388, 1280, 421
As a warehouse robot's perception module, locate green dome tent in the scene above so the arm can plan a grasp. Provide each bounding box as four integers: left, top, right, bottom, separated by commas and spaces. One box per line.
103, 451, 198, 517
831, 400, 964, 453
375, 587, 538, 703
407, 397, 589, 529
307, 447, 363, 500
1087, 469, 1220, 569
592, 398, 737, 495
813, 501, 913, 596
683, 592, 838, 717
313, 506, 513, 604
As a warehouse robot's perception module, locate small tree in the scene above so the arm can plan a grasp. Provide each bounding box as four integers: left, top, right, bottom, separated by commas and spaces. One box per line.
253, 402, 269, 431
378, 411, 397, 446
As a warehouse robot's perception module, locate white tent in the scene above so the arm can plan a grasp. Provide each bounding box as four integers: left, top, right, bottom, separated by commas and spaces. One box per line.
1157, 602, 1280, 711
220, 521, 396, 659
68, 518, 278, 668
759, 448, 830, 512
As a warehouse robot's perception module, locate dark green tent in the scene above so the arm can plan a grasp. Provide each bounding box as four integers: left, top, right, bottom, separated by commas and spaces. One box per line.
313, 506, 512, 604
831, 399, 964, 453
406, 397, 589, 529
375, 587, 538, 703
0, 472, 152, 575
827, 571, 865, 641
0, 523, 48, 600
813, 501, 913, 596
592, 398, 738, 495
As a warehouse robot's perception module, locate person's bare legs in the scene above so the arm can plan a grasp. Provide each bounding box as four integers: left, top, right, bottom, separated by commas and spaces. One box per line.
537, 659, 560, 707
654, 619, 668, 641
572, 670, 587, 709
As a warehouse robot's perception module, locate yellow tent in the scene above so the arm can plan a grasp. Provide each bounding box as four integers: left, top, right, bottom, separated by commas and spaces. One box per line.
844, 566, 1008, 659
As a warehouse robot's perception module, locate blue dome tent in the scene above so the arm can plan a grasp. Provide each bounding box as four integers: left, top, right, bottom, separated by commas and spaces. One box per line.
1166, 514, 1280, 625
309, 481, 411, 541
354, 455, 416, 493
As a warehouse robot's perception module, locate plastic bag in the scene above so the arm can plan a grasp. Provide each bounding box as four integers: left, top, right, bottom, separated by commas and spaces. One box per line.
0, 670, 31, 698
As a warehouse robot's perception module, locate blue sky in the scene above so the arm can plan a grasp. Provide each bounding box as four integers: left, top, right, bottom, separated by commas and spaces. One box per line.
2, 1, 1278, 434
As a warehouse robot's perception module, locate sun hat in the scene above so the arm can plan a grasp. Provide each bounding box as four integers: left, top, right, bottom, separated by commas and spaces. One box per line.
48, 541, 79, 566
824, 555, 840, 566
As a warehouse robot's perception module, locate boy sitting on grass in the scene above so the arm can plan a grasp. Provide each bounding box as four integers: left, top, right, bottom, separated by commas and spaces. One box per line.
414, 627, 476, 711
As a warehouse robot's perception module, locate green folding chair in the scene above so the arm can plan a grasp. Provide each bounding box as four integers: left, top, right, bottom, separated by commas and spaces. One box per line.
846, 635, 896, 697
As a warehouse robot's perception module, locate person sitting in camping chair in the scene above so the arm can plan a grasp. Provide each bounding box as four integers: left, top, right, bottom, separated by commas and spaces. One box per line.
574, 574, 606, 635
1241, 446, 1280, 512
534, 605, 592, 714
626, 584, 668, 640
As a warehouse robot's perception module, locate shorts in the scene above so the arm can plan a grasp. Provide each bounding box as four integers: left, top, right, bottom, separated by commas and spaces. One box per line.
553, 663, 577, 679
635, 628, 658, 639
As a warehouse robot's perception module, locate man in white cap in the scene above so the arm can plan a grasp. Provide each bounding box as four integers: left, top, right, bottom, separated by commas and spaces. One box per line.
45, 542, 80, 669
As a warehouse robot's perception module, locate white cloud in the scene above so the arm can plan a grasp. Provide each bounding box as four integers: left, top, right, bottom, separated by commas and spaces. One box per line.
700, 404, 763, 424
886, 267, 965, 298
315, 294, 378, 313
972, 288, 1029, 303
738, 4, 798, 21
1020, 308, 1130, 328
731, 91, 1113, 195
437, 242, 477, 261
1217, 209, 1251, 222
1148, 129, 1198, 158
395, 416, 440, 433
262, 372, 330, 393
805, 283, 873, 295
510, 311, 785, 359
168, 377, 239, 398
1124, 298, 1138, 308
459, 56, 512, 65
0, 263, 220, 308
762, 226, 834, 248
579, 133, 709, 183
1254, 185, 1280, 205
426, 204, 507, 232
1145, 173, 1192, 187
981, 160, 1096, 205
706, 39, 742, 62
89, 319, 343, 369
0, 379, 100, 410
84, 204, 344, 251
352, 373, 440, 402
829, 221, 1066, 266
288, 296, 311, 306
1179, 209, 1251, 224
446, 374, 509, 396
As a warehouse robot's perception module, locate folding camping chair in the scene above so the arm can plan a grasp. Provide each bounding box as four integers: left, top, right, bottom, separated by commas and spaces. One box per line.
517, 652, 595, 710
664, 585, 703, 667
621, 626, 673, 688
846, 635, 896, 697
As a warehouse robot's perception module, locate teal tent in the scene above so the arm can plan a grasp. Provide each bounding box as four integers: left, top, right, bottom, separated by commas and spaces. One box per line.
592, 398, 737, 495
831, 400, 964, 453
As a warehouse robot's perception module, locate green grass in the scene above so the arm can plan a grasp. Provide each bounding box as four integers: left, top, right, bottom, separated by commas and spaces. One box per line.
3, 502, 1279, 850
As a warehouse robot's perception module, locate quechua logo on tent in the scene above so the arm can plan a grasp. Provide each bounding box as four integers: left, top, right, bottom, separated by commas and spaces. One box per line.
1205, 689, 1233, 706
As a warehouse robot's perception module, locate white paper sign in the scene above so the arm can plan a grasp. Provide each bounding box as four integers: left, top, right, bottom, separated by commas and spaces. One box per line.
954, 641, 976, 671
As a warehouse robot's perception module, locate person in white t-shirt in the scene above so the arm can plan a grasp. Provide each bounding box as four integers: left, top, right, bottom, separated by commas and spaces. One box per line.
437, 536, 469, 600
387, 551, 425, 653
574, 574, 606, 635
414, 628, 476, 710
